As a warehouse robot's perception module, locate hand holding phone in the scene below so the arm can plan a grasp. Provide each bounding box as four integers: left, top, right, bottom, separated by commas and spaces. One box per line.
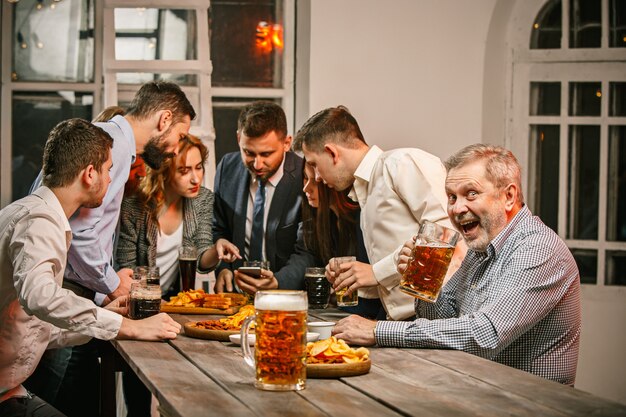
237, 266, 262, 278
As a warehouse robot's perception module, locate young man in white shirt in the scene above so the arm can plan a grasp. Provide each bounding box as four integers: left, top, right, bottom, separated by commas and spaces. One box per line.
0, 119, 181, 417
297, 106, 466, 320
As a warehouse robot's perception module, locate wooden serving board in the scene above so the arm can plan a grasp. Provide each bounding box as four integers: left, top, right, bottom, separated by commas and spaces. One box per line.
183, 323, 239, 341
161, 305, 241, 315
306, 359, 371, 378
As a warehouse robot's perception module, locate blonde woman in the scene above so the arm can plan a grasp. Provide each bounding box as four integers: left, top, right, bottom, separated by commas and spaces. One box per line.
117, 134, 240, 296
116, 134, 239, 417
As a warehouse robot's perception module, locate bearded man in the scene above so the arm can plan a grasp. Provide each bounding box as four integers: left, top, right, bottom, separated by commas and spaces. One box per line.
212, 101, 314, 294
25, 81, 195, 416
333, 144, 581, 386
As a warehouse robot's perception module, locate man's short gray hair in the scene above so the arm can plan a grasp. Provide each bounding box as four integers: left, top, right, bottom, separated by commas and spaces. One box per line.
445, 143, 524, 204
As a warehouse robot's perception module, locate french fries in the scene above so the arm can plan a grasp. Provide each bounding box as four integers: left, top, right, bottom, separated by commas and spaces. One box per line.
191, 305, 256, 331
306, 336, 370, 364
165, 289, 248, 309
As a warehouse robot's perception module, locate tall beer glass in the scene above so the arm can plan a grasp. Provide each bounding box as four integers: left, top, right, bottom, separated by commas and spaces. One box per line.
178, 246, 197, 291
241, 290, 308, 391
400, 221, 460, 302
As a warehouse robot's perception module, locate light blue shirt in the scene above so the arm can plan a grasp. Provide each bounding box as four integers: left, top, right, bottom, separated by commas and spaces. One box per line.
31, 115, 136, 304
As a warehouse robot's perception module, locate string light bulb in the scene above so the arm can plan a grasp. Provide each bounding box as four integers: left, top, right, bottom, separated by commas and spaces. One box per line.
17, 31, 27, 49
36, 0, 44, 10
33, 34, 44, 49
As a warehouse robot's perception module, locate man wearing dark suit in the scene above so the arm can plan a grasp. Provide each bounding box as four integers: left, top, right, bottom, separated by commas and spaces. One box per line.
213, 101, 314, 293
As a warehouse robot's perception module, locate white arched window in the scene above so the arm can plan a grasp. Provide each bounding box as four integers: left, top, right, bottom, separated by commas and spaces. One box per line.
508, 0, 626, 287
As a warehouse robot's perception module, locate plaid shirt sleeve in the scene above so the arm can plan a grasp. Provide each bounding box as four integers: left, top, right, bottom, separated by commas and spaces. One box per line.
375, 206, 580, 386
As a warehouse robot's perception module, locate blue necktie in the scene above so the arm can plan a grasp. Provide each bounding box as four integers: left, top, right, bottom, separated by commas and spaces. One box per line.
249, 179, 266, 260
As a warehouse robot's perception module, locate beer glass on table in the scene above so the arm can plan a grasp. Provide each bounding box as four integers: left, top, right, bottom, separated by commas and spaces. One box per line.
305, 267, 331, 309
332, 256, 358, 307
399, 221, 460, 302
146, 266, 160, 286
178, 246, 197, 291
241, 290, 308, 391
129, 281, 161, 319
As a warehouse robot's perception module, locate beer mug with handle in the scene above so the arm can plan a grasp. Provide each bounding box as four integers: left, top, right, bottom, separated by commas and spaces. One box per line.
241, 290, 308, 391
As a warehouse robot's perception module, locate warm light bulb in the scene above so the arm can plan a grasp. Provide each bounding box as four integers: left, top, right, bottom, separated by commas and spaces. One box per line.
596, 90, 602, 98
20, 42, 28, 49
36, 1, 44, 10
50, 3, 55, 9
534, 23, 539, 29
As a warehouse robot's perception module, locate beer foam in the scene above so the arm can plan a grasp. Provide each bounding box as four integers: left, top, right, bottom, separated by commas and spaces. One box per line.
255, 291, 307, 311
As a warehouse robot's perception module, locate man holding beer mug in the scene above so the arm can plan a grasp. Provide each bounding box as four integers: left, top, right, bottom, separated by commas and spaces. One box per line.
297, 106, 466, 320
332, 144, 581, 386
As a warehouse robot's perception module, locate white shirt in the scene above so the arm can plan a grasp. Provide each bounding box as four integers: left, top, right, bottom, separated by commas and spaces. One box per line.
244, 157, 286, 260
156, 222, 184, 294
0, 187, 122, 402
349, 146, 451, 320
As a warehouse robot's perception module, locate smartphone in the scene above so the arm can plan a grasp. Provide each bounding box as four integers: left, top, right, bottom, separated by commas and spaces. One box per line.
238, 266, 262, 278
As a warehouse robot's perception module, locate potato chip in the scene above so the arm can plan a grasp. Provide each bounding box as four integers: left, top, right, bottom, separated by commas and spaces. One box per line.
306, 336, 369, 364
309, 338, 333, 357
192, 304, 256, 331
165, 290, 249, 310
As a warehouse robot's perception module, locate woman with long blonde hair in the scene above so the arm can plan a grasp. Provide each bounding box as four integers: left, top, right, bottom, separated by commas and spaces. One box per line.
116, 134, 239, 417
117, 134, 239, 296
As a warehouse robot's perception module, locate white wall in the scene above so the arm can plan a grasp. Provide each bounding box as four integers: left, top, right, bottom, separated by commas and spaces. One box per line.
303, 0, 626, 406
306, 0, 497, 161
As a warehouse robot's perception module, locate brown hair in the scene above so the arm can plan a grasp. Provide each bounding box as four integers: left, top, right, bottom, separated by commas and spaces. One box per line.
139, 134, 208, 222
42, 118, 113, 188
293, 106, 366, 153
444, 143, 525, 203
237, 101, 287, 139
93, 105, 125, 123
301, 162, 359, 264
126, 81, 196, 125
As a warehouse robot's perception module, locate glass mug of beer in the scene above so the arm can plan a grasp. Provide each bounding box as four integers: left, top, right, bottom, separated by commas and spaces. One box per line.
178, 246, 197, 291
305, 267, 331, 309
241, 290, 308, 391
399, 221, 460, 302
332, 256, 358, 307
129, 281, 161, 319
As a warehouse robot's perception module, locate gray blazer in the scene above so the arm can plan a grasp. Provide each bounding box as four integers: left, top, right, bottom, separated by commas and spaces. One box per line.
212, 151, 315, 290
116, 187, 215, 284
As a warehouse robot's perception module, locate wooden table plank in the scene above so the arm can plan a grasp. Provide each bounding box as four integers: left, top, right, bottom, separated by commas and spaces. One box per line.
298, 378, 404, 417
169, 335, 327, 417
360, 348, 571, 417
114, 340, 254, 417
308, 309, 349, 323
406, 348, 626, 417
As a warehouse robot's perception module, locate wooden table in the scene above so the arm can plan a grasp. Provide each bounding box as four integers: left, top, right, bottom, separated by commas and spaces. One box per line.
103, 309, 626, 417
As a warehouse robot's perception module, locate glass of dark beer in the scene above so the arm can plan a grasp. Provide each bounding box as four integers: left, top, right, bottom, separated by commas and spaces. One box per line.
400, 221, 460, 302
129, 281, 161, 319
146, 266, 160, 286
305, 267, 330, 309
241, 290, 308, 391
178, 246, 197, 291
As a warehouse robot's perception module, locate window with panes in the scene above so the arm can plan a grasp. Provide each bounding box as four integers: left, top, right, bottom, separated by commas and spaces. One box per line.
523, 0, 626, 286
0, 0, 294, 206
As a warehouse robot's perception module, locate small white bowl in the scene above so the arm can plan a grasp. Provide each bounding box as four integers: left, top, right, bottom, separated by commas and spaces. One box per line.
307, 321, 335, 339
229, 332, 320, 346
